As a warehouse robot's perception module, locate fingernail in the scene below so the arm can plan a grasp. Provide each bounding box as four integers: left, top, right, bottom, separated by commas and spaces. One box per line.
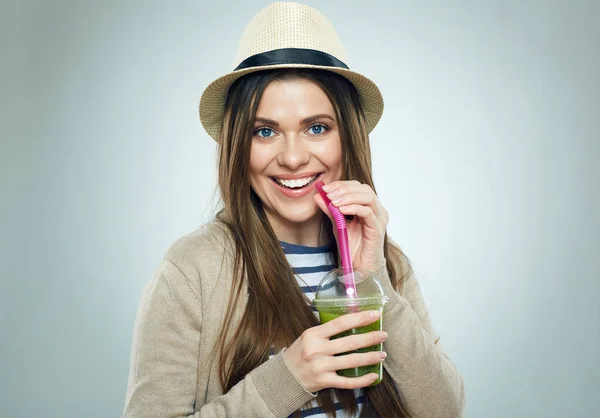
331, 198, 342, 206
322, 184, 331, 191
327, 190, 340, 199
369, 310, 381, 319
380, 351, 387, 360
380, 331, 388, 341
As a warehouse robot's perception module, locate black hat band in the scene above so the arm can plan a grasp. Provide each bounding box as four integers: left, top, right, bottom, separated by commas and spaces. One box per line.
234, 47, 349, 71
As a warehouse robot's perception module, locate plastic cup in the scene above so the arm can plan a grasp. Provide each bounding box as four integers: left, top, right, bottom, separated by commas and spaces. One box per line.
312, 268, 389, 385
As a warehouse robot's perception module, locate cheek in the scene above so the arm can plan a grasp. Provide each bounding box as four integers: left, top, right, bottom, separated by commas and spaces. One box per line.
249, 144, 276, 190
249, 145, 266, 178
322, 137, 343, 177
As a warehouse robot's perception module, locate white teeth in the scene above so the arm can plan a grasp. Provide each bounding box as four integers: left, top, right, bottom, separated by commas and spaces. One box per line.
276, 175, 317, 189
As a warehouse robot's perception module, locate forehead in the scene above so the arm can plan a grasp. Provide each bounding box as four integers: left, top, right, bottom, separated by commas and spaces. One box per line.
255, 78, 335, 120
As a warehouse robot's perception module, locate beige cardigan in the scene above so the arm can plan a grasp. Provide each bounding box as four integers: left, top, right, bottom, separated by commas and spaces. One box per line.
123, 221, 465, 417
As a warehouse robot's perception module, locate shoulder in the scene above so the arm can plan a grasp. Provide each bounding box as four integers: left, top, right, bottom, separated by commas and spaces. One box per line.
161, 220, 236, 292
165, 220, 233, 263
385, 234, 415, 295
386, 235, 440, 343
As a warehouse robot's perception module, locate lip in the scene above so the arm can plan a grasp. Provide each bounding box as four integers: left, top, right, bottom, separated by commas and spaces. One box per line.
269, 173, 324, 198
271, 172, 322, 180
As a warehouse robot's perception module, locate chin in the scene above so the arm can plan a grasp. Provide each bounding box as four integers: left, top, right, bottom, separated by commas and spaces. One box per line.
275, 203, 320, 225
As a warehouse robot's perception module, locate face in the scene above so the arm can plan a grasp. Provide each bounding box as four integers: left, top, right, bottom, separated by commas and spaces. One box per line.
249, 77, 343, 231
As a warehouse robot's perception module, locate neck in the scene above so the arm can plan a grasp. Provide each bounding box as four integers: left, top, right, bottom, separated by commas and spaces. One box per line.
266, 212, 329, 247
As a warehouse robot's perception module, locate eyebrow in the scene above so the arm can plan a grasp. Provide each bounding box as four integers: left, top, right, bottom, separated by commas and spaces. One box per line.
254, 114, 336, 127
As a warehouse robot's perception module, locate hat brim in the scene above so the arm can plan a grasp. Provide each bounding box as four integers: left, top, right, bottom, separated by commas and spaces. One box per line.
199, 63, 384, 142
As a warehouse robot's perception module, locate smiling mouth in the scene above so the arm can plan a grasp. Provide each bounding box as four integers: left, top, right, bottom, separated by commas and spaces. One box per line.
270, 174, 322, 190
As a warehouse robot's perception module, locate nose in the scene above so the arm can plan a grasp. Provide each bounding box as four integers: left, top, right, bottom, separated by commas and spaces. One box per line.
276, 135, 310, 170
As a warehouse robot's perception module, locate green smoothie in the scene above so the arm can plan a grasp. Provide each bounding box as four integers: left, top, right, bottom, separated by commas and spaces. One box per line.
318, 304, 384, 386
312, 267, 389, 386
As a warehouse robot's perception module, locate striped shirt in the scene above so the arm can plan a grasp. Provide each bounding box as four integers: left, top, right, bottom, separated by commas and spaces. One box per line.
277, 240, 364, 418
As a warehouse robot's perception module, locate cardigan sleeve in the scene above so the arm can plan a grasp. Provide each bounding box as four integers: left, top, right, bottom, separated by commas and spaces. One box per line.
122, 259, 316, 418
371, 261, 466, 418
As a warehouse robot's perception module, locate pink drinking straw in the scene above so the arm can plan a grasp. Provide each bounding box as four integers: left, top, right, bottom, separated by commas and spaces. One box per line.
314, 180, 358, 299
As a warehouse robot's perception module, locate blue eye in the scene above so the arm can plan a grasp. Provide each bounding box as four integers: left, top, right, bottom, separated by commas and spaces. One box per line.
309, 124, 327, 135
256, 128, 274, 138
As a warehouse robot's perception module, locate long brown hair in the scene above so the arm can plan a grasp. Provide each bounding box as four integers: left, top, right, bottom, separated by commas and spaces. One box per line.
214, 68, 414, 418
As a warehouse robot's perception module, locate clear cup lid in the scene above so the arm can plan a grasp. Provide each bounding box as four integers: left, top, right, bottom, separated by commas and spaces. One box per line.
312, 267, 389, 309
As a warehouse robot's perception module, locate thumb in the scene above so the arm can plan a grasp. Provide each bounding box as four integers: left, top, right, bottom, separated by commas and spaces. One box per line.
313, 193, 334, 223
313, 194, 339, 239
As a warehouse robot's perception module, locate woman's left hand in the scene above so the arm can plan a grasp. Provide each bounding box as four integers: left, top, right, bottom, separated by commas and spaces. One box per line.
314, 180, 389, 272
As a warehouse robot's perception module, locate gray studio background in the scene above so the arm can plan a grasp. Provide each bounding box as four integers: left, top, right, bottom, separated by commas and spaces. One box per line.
1, 0, 599, 417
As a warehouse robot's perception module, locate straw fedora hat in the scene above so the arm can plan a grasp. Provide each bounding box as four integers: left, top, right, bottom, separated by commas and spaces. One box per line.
198, 1, 384, 142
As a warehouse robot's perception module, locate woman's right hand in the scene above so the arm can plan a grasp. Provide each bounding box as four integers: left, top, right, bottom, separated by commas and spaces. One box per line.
283, 310, 388, 393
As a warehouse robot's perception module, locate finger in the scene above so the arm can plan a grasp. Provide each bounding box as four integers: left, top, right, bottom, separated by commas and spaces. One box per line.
337, 204, 383, 233
330, 191, 382, 219
325, 184, 388, 224
322, 180, 363, 197
317, 310, 381, 339
327, 372, 381, 390
328, 351, 386, 372
325, 330, 387, 355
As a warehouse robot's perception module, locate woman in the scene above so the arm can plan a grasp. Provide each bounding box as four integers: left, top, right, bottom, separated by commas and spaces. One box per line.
123, 3, 465, 418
